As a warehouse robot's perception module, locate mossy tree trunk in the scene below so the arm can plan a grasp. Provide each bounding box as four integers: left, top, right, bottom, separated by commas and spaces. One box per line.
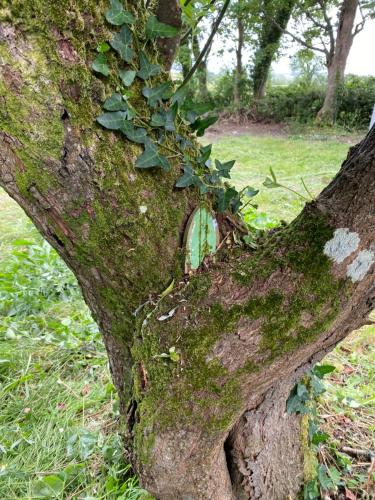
1, 2, 375, 499
252, 0, 295, 101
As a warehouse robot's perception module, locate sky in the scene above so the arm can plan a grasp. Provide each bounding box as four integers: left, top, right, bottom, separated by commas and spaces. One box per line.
207, 17, 375, 77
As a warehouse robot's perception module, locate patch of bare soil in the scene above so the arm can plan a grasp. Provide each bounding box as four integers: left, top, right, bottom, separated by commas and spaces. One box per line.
205, 118, 289, 140
205, 116, 365, 145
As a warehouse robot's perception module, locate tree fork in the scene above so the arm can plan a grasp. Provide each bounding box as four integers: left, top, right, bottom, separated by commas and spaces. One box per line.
1, 2, 375, 499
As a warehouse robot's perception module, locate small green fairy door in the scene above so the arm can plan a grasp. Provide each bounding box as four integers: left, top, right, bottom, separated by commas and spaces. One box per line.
184, 206, 220, 273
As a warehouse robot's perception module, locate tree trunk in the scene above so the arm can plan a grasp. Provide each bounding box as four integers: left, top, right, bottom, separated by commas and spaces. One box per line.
178, 34, 192, 81
192, 34, 209, 102
317, 0, 358, 122
1, 2, 375, 499
234, 16, 244, 108
252, 0, 295, 100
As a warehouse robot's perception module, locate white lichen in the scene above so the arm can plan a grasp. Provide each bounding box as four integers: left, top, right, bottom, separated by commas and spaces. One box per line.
324, 228, 360, 264
346, 250, 375, 282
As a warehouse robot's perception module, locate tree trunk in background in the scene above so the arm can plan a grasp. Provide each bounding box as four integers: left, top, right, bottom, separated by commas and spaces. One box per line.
252, 0, 295, 100
1, 2, 375, 498
317, 0, 358, 122
234, 16, 244, 108
178, 34, 192, 80
192, 34, 209, 101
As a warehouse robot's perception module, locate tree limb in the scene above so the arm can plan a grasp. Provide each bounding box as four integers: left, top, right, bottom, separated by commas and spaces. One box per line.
179, 0, 231, 88
180, 0, 217, 45
271, 19, 327, 54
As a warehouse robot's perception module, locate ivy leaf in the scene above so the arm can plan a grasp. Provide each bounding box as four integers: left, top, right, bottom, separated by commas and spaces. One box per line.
97, 111, 128, 130
110, 26, 134, 62
243, 186, 259, 198
175, 164, 200, 188
119, 69, 136, 87
145, 15, 179, 39
150, 110, 166, 128
137, 52, 161, 80
171, 85, 189, 107
120, 122, 148, 144
312, 364, 335, 379
181, 100, 215, 123
190, 115, 218, 137
142, 83, 172, 108
103, 93, 128, 111
92, 54, 109, 76
215, 159, 235, 178
165, 104, 177, 131
136, 141, 170, 171
96, 41, 110, 53
197, 144, 212, 165
105, 0, 135, 26
217, 187, 239, 213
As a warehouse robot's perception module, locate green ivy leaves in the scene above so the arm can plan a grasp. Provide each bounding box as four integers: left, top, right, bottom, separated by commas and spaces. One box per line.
106, 0, 135, 26
145, 16, 179, 39
103, 93, 128, 111
93, 1, 256, 213
97, 111, 130, 130
137, 52, 161, 80
119, 69, 136, 87
136, 141, 170, 171
110, 26, 134, 62
92, 54, 109, 76
142, 83, 172, 108
120, 122, 148, 144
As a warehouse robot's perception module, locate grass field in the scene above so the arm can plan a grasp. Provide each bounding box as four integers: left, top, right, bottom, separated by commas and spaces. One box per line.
0, 131, 374, 499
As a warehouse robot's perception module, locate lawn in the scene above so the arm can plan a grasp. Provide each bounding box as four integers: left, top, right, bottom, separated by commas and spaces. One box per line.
0, 130, 373, 499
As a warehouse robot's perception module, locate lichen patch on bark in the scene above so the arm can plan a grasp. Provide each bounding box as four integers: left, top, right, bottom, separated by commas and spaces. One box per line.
323, 227, 360, 264
347, 249, 375, 282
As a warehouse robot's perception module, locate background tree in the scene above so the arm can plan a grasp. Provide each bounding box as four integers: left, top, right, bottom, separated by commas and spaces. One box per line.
252, 0, 296, 100
1, 1, 375, 499
284, 0, 374, 121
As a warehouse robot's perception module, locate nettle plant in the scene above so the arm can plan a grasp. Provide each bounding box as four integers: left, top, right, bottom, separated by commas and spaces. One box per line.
92, 0, 258, 215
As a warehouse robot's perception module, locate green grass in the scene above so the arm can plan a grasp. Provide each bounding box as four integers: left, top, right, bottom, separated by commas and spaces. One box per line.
0, 129, 373, 499
0, 203, 148, 499
211, 134, 351, 221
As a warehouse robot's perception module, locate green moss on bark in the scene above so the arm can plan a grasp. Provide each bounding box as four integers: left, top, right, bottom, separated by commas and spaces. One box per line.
130, 211, 348, 463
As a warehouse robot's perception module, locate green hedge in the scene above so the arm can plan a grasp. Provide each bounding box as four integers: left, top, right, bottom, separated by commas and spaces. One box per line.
210, 73, 375, 129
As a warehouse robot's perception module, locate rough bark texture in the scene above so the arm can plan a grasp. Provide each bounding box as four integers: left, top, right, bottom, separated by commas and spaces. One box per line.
156, 0, 182, 69
317, 0, 358, 121
1, 2, 375, 499
252, 0, 295, 100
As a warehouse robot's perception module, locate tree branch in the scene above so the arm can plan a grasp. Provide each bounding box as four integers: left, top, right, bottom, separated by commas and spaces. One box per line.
180, 0, 217, 45
178, 0, 231, 88
272, 19, 327, 54
317, 0, 335, 54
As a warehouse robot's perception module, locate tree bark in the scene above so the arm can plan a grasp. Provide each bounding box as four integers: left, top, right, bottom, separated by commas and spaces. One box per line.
317, 0, 358, 122
234, 16, 244, 108
1, 2, 375, 499
252, 0, 295, 100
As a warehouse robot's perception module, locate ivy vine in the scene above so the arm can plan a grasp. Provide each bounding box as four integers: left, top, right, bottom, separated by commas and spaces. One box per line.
92, 0, 258, 214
